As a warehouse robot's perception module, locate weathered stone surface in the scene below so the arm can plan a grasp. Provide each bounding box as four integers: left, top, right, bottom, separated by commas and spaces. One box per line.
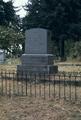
17, 65, 58, 74
21, 54, 54, 66
25, 28, 52, 54
17, 28, 58, 74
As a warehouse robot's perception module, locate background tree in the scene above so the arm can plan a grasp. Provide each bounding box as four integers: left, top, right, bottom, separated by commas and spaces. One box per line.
4, 0, 15, 25
23, 0, 81, 60
0, 0, 5, 25
0, 0, 24, 57
0, 25, 24, 57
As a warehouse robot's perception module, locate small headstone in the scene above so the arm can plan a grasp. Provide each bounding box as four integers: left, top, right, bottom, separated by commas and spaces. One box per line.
17, 28, 58, 74
0, 49, 5, 63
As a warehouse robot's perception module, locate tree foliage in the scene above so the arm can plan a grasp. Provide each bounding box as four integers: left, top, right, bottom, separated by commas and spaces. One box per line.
0, 0, 5, 25
0, 0, 24, 57
0, 0, 20, 27
23, 0, 81, 60
0, 26, 24, 56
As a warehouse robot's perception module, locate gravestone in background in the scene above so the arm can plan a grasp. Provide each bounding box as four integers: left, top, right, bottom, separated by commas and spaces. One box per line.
0, 49, 5, 63
17, 28, 58, 74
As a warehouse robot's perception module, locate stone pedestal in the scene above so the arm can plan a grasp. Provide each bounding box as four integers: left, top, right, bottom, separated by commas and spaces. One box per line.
17, 28, 58, 74
17, 54, 58, 74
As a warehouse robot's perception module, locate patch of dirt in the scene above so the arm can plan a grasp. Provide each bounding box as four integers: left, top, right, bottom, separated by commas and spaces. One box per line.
0, 96, 81, 120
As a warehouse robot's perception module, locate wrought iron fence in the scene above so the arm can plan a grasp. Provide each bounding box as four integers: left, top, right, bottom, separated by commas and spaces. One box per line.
0, 70, 81, 101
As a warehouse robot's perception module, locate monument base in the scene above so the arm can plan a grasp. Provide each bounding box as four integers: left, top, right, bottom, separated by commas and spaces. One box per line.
17, 64, 58, 74
17, 54, 58, 74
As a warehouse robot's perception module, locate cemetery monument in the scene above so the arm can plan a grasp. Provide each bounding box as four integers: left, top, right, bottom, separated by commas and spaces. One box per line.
17, 28, 58, 74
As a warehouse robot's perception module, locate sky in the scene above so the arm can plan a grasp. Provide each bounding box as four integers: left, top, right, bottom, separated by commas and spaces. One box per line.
4, 0, 28, 18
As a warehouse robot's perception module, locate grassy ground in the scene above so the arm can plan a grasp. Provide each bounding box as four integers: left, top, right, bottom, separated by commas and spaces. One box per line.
1, 58, 81, 72
0, 58, 81, 119
0, 58, 20, 71
0, 96, 81, 120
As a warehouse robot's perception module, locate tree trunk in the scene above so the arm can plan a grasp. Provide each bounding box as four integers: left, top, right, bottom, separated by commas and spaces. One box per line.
59, 39, 66, 61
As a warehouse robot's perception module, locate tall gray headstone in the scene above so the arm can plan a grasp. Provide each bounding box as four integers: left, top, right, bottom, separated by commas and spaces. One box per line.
17, 28, 58, 74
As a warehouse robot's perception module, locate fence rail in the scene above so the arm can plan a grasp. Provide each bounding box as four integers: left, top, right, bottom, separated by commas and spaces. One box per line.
0, 70, 81, 101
